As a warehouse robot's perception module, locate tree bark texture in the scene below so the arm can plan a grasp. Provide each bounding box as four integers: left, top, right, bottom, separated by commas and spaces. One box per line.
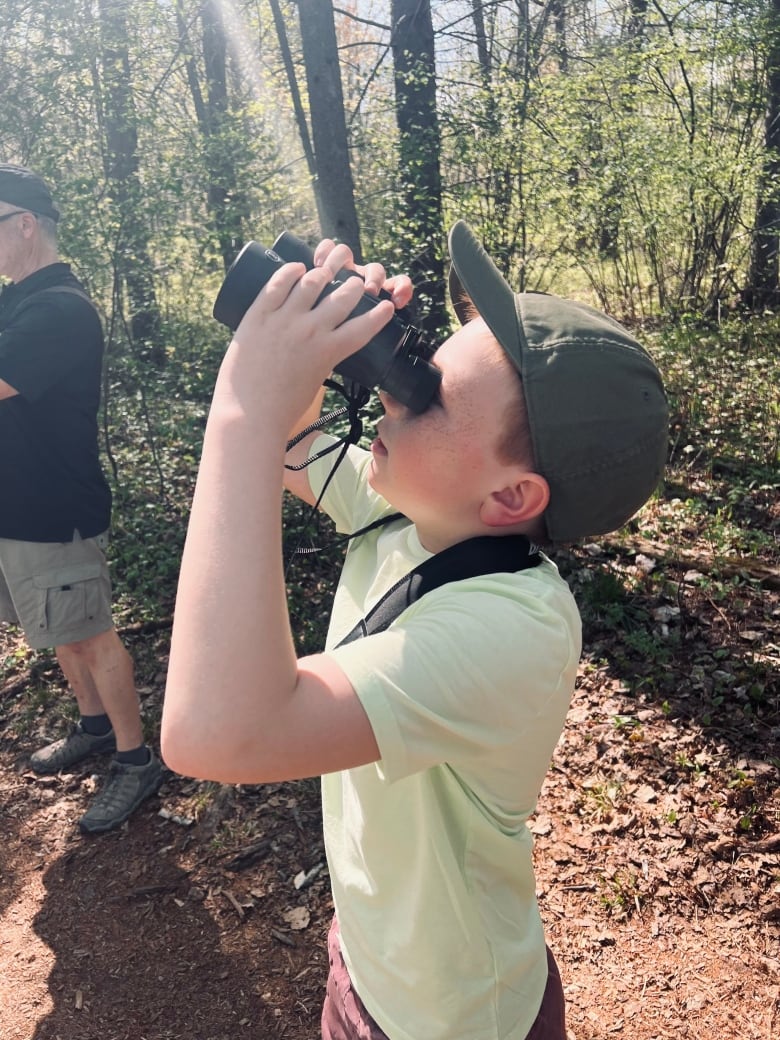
97, 0, 164, 364
391, 0, 447, 337
297, 0, 362, 253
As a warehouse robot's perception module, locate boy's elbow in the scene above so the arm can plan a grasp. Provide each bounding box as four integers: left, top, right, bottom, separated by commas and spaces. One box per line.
161, 712, 273, 785
160, 725, 204, 781
160, 707, 222, 781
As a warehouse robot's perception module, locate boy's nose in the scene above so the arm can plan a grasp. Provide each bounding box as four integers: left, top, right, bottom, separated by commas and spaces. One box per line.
377, 389, 405, 416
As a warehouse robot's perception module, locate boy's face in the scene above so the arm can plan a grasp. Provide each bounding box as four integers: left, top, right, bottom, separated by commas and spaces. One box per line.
369, 318, 530, 551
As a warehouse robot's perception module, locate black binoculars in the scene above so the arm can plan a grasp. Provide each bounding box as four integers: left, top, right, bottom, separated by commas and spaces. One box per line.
212, 232, 441, 413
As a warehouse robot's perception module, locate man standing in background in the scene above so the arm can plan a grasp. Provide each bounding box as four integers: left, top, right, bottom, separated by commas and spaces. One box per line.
0, 163, 162, 834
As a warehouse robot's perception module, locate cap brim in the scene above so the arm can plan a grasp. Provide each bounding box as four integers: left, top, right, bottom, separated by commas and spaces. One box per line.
447, 220, 526, 371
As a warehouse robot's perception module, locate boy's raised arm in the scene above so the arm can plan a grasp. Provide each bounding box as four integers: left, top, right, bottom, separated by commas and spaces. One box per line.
161, 249, 405, 785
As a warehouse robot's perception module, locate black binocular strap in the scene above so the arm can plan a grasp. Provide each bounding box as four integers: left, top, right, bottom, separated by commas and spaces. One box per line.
336, 534, 542, 647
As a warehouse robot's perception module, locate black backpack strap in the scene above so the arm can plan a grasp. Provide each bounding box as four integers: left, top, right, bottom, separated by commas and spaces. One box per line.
336, 534, 542, 647
34, 285, 96, 308
7, 284, 97, 323
39, 285, 91, 298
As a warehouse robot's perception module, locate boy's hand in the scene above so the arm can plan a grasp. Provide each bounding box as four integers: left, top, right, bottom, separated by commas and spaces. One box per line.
313, 239, 414, 308
215, 240, 412, 434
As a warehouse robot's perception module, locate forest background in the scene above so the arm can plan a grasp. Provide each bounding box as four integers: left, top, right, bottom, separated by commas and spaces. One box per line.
0, 0, 775, 632
0, 2, 778, 1039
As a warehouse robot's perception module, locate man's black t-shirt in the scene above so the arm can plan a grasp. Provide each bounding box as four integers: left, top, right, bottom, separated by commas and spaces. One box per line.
0, 263, 112, 542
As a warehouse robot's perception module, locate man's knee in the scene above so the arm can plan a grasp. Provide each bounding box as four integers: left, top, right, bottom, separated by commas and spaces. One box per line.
56, 626, 121, 666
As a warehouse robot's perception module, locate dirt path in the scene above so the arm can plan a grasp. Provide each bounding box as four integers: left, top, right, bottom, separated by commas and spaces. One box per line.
1, 556, 778, 1039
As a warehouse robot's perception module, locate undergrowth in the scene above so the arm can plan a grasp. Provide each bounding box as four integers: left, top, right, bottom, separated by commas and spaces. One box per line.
2, 312, 778, 734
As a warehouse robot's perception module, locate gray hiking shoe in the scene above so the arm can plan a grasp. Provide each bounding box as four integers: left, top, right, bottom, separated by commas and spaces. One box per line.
79, 752, 164, 835
30, 723, 117, 775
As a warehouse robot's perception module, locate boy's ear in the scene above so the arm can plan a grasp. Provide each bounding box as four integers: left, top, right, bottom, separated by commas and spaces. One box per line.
480, 471, 550, 528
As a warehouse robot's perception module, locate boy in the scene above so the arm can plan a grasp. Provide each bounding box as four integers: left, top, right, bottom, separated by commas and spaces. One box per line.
162, 221, 668, 1038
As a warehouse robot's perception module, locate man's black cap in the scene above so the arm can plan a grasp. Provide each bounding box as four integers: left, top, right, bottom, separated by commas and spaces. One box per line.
0, 163, 60, 222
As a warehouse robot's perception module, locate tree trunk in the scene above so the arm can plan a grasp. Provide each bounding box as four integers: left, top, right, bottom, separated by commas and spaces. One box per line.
97, 0, 164, 365
201, 0, 247, 268
296, 0, 362, 253
268, 0, 318, 197
598, 0, 649, 262
745, 0, 780, 308
470, 0, 492, 80
175, 0, 248, 270
390, 0, 447, 338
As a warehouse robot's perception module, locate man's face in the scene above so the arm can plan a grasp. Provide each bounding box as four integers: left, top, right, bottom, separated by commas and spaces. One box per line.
368, 317, 527, 551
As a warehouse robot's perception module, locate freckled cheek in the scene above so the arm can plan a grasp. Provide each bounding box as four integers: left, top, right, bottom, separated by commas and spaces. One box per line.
390, 416, 436, 456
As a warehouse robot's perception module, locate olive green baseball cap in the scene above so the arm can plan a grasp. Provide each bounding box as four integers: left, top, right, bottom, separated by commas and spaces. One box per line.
447, 220, 669, 543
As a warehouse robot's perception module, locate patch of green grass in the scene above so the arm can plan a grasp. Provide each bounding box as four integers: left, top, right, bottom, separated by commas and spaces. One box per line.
578, 774, 625, 822
599, 869, 642, 917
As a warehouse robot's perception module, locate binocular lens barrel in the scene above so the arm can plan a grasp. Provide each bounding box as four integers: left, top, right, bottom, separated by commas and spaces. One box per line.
212, 233, 441, 413
212, 243, 282, 333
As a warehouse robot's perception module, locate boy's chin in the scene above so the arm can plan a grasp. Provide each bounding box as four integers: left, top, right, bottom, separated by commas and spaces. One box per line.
366, 464, 392, 503
366, 464, 380, 492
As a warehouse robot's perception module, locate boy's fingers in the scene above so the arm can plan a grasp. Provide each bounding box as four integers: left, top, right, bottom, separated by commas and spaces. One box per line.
236, 253, 394, 370
312, 239, 337, 267
361, 261, 385, 295
325, 298, 395, 359
385, 274, 414, 308
253, 260, 346, 316
241, 260, 364, 332
297, 264, 364, 319
318, 242, 356, 278
237, 262, 304, 324
311, 240, 411, 310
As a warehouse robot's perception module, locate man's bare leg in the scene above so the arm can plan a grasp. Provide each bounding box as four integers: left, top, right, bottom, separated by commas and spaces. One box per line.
55, 628, 143, 751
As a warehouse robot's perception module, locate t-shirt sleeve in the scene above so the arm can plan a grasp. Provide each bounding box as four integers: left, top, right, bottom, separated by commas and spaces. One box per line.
327, 569, 581, 786
0, 293, 102, 401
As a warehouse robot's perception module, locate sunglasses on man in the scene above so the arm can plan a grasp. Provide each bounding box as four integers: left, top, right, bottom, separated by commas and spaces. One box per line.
0, 210, 34, 223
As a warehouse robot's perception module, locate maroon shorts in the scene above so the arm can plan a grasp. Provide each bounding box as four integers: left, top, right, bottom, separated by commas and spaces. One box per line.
321, 917, 566, 1040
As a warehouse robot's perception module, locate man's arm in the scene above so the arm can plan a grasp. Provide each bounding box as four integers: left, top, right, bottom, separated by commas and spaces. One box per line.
162, 248, 408, 785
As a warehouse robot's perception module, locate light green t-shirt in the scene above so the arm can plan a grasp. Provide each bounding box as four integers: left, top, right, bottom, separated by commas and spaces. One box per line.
308, 435, 581, 1040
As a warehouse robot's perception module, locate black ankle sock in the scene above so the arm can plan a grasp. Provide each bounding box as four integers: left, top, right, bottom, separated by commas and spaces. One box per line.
80, 713, 113, 737
116, 745, 151, 767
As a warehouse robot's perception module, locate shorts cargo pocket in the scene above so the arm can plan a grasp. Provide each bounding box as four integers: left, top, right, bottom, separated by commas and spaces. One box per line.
32, 561, 105, 636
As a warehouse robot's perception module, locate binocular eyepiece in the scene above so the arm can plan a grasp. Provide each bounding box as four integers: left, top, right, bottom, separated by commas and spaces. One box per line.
212, 232, 441, 413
